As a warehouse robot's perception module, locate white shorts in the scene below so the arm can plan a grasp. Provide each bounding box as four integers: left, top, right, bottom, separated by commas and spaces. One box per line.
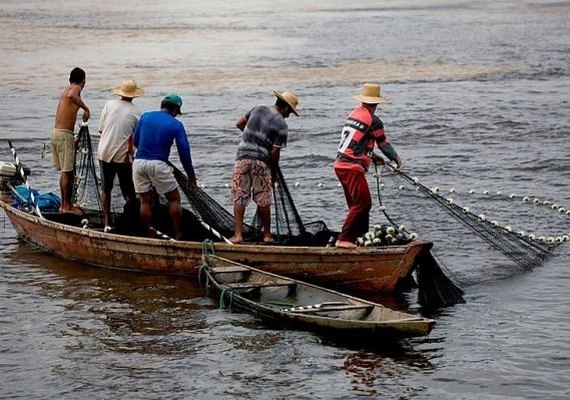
132, 159, 177, 194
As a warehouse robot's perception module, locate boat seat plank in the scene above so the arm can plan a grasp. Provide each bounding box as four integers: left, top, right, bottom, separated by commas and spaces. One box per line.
284, 304, 374, 313
226, 281, 295, 290
210, 266, 251, 274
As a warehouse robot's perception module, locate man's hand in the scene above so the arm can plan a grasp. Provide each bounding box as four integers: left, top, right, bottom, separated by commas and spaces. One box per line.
394, 155, 403, 170
371, 151, 385, 166
187, 175, 197, 189
82, 108, 90, 122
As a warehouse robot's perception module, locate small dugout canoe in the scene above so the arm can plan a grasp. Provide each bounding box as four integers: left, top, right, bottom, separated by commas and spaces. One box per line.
200, 254, 435, 338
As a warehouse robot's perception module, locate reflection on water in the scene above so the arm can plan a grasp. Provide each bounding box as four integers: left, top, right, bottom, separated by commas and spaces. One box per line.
0, 232, 440, 397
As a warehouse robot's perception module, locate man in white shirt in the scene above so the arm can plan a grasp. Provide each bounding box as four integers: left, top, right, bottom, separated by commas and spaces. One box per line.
97, 79, 144, 231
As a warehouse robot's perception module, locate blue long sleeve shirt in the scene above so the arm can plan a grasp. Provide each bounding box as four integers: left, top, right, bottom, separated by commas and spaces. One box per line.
133, 110, 195, 177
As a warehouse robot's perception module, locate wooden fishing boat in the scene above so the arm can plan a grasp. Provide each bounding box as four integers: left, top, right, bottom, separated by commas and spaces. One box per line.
0, 199, 431, 292
200, 254, 435, 338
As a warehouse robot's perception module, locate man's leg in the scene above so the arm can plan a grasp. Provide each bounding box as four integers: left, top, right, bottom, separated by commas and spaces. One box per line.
100, 161, 116, 227
57, 131, 82, 215
117, 163, 136, 204
60, 171, 82, 215
101, 191, 112, 227
257, 205, 272, 243
230, 204, 246, 244
335, 168, 371, 248
229, 160, 252, 244
164, 188, 183, 240
139, 191, 153, 237
251, 160, 273, 243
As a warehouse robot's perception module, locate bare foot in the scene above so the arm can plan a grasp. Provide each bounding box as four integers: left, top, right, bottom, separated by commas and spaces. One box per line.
262, 235, 274, 244
335, 240, 357, 249
61, 206, 84, 216
228, 236, 242, 245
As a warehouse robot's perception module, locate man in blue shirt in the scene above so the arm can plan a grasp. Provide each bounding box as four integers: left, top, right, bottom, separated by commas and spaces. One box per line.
133, 94, 197, 239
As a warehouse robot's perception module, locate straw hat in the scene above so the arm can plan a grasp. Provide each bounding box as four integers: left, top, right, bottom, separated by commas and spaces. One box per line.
273, 90, 299, 116
353, 83, 388, 104
113, 79, 144, 98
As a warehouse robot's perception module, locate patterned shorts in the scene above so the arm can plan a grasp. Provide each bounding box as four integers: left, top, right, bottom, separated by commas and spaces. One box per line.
230, 159, 272, 207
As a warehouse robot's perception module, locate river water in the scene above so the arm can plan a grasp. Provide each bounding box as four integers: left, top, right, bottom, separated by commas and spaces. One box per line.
1, 1, 569, 399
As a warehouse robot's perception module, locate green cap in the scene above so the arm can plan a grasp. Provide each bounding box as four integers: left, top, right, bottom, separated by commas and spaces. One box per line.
162, 93, 183, 112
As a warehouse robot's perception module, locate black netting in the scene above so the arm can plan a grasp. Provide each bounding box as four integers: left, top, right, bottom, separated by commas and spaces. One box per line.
73, 124, 102, 213
251, 166, 334, 246
65, 125, 569, 304
171, 162, 334, 245
170, 162, 258, 240
372, 164, 567, 286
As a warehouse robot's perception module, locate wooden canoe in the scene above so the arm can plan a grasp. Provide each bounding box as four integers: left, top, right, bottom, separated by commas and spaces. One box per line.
200, 254, 435, 338
0, 200, 431, 292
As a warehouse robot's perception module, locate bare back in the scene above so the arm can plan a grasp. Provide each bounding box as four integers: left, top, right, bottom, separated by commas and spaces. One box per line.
54, 84, 84, 131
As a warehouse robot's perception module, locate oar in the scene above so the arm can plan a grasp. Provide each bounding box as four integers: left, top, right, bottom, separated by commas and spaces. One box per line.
7, 140, 43, 219
148, 227, 175, 241
198, 218, 235, 245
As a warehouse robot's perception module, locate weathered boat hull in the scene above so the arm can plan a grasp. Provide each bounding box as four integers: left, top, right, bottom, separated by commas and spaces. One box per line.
201, 254, 435, 338
1, 201, 431, 292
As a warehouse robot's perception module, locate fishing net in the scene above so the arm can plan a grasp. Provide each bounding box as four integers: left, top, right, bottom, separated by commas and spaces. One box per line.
372, 163, 569, 287
73, 124, 102, 213
66, 125, 569, 307
170, 163, 257, 239
251, 166, 334, 246
171, 163, 334, 246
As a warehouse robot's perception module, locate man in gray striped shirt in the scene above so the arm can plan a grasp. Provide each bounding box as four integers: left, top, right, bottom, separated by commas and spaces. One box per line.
229, 90, 299, 244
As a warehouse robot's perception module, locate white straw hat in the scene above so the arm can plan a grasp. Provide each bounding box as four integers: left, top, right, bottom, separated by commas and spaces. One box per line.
273, 90, 299, 116
353, 83, 388, 104
113, 79, 144, 98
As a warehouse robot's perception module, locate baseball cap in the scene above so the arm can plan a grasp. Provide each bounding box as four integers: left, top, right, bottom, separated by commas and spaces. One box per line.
162, 93, 183, 114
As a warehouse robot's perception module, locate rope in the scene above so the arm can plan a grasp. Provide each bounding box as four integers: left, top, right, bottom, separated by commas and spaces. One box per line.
219, 288, 235, 309
197, 262, 209, 288
201, 239, 216, 255
373, 163, 398, 227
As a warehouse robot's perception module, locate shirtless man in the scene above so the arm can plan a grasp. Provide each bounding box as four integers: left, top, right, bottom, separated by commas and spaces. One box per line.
52, 67, 90, 214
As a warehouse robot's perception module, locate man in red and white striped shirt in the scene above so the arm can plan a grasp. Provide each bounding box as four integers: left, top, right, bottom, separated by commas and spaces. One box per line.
334, 83, 402, 249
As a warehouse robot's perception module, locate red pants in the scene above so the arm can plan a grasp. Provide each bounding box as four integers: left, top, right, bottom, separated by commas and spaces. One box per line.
334, 167, 372, 243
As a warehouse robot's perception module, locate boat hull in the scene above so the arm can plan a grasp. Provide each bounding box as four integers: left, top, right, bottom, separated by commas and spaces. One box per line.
1, 201, 431, 292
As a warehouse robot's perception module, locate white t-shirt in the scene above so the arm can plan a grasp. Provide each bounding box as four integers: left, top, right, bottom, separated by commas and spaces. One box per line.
97, 99, 140, 163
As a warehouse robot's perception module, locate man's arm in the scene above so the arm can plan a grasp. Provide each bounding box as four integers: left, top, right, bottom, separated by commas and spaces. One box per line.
235, 115, 247, 132
377, 140, 402, 169
175, 127, 197, 187
67, 85, 90, 120
132, 119, 141, 149
98, 103, 107, 134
